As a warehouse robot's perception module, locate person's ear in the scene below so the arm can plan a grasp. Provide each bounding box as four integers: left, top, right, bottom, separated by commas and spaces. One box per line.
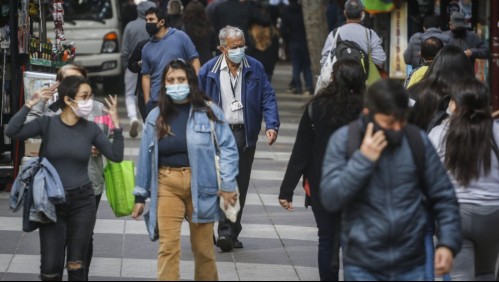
64, 96, 74, 107
362, 108, 370, 115
361, 11, 365, 21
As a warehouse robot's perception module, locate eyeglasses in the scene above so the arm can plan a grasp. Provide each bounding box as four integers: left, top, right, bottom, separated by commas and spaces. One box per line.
73, 93, 94, 102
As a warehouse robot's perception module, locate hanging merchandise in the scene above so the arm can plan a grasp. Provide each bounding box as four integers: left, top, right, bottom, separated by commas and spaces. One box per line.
0, 25, 10, 125
28, 0, 75, 68
51, 0, 66, 47
18, 0, 30, 54
362, 0, 395, 14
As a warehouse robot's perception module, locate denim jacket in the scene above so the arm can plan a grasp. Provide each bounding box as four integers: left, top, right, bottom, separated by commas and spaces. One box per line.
10, 157, 65, 223
133, 102, 239, 241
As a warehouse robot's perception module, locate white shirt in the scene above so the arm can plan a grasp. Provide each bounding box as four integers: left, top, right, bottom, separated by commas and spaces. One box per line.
220, 57, 244, 125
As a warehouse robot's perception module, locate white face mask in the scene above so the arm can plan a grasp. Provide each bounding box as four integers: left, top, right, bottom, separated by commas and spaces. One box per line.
70, 99, 94, 118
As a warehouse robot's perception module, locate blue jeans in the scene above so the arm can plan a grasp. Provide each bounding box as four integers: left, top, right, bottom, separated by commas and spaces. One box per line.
289, 41, 313, 92
425, 215, 452, 281
311, 195, 341, 281
344, 264, 426, 281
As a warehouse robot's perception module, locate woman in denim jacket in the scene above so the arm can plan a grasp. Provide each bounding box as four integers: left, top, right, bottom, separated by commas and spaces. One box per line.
132, 59, 239, 281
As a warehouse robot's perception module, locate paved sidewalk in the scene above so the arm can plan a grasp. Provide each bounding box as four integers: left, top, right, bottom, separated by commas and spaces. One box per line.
0, 63, 322, 281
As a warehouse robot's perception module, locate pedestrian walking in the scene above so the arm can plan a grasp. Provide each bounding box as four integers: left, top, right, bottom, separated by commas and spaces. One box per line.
429, 78, 499, 281
121, 0, 157, 137
320, 0, 386, 70
132, 59, 239, 281
167, 0, 184, 30
212, 0, 271, 35
182, 1, 217, 65
55, 64, 115, 279
411, 45, 475, 132
404, 15, 450, 69
320, 79, 462, 281
279, 59, 366, 281
127, 39, 149, 123
141, 7, 200, 117
446, 11, 490, 66
280, 0, 314, 94
6, 76, 124, 281
198, 25, 280, 252
404, 36, 444, 89
247, 19, 280, 83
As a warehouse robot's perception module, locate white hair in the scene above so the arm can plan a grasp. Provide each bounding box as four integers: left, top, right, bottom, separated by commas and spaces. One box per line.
218, 26, 245, 47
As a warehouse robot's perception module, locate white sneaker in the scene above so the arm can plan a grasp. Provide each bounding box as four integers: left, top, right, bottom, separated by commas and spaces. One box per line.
129, 119, 139, 138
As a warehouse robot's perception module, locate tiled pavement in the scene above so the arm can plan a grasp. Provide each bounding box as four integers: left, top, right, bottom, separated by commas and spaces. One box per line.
0, 63, 322, 281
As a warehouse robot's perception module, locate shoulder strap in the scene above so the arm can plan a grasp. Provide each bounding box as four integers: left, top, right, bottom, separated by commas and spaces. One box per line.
346, 120, 362, 159
39, 117, 51, 161
405, 124, 426, 187
491, 134, 499, 162
307, 102, 315, 133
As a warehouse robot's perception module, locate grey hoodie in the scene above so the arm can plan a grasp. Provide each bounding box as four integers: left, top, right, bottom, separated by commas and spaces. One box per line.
121, 1, 156, 69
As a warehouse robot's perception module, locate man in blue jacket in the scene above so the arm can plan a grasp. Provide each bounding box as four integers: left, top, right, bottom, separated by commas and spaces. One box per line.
320, 80, 462, 281
198, 25, 280, 252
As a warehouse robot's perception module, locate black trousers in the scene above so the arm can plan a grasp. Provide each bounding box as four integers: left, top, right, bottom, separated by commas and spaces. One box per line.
218, 127, 256, 240
39, 184, 96, 281
85, 193, 102, 279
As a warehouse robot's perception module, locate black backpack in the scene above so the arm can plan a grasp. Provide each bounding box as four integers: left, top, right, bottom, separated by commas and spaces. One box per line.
334, 29, 370, 76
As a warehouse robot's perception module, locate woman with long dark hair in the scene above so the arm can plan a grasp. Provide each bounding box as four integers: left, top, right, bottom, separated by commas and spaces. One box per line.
429, 78, 499, 281
411, 45, 475, 132
182, 1, 217, 65
132, 59, 239, 280
6, 76, 124, 281
279, 58, 366, 281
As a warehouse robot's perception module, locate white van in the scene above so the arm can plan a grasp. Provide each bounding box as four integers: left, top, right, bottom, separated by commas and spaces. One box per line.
46, 0, 123, 92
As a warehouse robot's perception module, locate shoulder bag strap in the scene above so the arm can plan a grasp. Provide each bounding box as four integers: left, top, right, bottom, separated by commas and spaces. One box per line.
346, 120, 362, 159
209, 119, 222, 191
405, 125, 426, 189
39, 117, 51, 162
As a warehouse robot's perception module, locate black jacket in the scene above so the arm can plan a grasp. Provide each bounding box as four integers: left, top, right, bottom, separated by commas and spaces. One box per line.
212, 0, 270, 34
279, 95, 362, 207
280, 3, 307, 43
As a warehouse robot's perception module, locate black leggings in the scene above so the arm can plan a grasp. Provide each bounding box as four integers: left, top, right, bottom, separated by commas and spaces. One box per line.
39, 184, 96, 281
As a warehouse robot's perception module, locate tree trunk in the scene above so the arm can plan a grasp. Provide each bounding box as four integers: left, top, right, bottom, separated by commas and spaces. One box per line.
302, 0, 329, 80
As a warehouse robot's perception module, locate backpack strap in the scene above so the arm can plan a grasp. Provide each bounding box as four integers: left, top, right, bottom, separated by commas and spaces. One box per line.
405, 124, 426, 188
346, 120, 363, 159
307, 102, 315, 133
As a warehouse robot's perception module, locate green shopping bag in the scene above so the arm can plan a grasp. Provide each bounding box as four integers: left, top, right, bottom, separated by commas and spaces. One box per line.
104, 161, 135, 217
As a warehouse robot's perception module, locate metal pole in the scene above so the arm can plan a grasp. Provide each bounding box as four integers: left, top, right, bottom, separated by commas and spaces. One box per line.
491, 0, 499, 111
8, 0, 22, 183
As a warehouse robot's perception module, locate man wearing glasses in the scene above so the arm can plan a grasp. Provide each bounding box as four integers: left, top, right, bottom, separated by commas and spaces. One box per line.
198, 25, 280, 252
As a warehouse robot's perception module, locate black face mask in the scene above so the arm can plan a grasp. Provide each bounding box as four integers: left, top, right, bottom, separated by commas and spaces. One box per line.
363, 114, 405, 148
146, 22, 160, 36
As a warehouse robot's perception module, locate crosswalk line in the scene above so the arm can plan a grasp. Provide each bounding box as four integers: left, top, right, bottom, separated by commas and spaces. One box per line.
3, 254, 319, 281
0, 217, 317, 242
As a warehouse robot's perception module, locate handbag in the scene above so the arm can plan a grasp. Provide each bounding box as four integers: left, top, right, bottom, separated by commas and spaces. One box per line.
104, 160, 135, 217
315, 29, 340, 94
210, 120, 240, 223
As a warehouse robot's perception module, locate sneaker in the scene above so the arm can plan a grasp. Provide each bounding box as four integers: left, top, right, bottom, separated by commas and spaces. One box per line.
286, 86, 296, 93
129, 119, 139, 138
292, 89, 303, 95
217, 235, 233, 252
